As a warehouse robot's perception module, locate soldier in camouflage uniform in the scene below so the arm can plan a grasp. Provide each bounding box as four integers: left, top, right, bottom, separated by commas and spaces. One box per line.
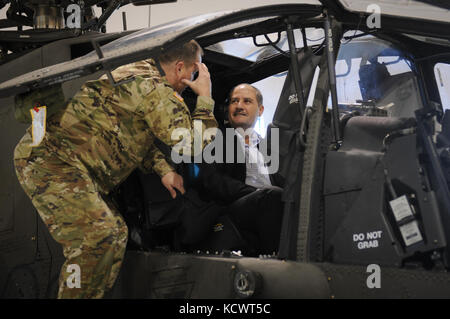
13, 40, 217, 298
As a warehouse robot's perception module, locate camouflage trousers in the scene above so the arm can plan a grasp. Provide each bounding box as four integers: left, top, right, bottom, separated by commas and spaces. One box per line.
14, 146, 128, 299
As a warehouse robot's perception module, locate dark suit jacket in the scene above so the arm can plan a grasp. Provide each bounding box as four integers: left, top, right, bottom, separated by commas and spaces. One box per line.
196, 128, 282, 205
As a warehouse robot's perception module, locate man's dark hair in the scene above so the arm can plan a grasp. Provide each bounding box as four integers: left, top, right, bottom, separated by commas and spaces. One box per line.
158, 40, 203, 65
228, 83, 263, 106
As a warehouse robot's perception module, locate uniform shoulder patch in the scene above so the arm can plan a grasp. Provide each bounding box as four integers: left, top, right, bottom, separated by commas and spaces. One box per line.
173, 91, 184, 103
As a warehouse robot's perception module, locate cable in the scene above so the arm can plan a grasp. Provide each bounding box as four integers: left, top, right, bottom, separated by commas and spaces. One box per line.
306, 36, 325, 42
312, 40, 325, 55
263, 34, 289, 57
341, 13, 364, 45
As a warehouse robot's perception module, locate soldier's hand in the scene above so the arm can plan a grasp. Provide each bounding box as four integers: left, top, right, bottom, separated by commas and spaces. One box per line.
161, 171, 185, 199
181, 62, 211, 97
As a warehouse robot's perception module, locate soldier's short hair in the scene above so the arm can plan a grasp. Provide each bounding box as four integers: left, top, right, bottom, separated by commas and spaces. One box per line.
158, 40, 203, 66
228, 83, 263, 106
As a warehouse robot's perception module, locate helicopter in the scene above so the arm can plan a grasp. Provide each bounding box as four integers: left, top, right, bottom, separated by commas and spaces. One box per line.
0, 0, 450, 299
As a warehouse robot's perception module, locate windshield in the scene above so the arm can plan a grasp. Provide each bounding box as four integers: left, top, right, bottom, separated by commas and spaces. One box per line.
335, 34, 423, 118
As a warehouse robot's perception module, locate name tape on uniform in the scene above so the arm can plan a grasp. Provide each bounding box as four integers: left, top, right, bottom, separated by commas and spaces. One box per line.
173, 91, 184, 102
30, 106, 47, 147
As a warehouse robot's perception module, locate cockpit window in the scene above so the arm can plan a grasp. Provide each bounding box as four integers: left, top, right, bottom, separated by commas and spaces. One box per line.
210, 27, 324, 137
207, 28, 324, 62
335, 34, 423, 118
434, 63, 450, 111
251, 71, 287, 137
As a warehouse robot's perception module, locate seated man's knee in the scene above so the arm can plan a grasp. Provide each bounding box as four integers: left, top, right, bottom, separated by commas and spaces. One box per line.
262, 186, 283, 198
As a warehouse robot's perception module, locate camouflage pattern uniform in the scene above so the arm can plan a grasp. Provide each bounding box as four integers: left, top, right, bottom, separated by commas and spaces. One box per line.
13, 59, 217, 298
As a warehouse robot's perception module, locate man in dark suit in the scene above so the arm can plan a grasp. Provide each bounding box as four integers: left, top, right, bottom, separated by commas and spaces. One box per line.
196, 83, 284, 255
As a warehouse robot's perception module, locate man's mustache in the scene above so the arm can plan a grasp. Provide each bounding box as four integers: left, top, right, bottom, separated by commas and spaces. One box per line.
232, 109, 247, 116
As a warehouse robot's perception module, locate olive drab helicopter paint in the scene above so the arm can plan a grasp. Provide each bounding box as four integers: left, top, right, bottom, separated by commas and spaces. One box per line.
0, 0, 450, 298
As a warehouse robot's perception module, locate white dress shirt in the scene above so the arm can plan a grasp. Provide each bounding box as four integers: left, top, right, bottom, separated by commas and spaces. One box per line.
235, 129, 272, 189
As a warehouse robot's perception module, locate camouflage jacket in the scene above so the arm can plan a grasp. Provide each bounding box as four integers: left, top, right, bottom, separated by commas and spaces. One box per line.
14, 59, 217, 194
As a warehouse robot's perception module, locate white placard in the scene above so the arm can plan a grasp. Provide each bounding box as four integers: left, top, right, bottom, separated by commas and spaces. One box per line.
389, 195, 414, 222
399, 221, 423, 247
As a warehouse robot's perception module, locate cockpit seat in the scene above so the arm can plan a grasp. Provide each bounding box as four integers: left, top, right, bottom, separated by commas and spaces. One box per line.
340, 116, 417, 152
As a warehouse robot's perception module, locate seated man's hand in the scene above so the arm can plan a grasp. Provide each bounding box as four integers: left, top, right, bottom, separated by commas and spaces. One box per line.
161, 171, 185, 199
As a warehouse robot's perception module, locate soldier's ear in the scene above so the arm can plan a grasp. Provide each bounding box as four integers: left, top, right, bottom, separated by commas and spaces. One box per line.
175, 60, 184, 75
